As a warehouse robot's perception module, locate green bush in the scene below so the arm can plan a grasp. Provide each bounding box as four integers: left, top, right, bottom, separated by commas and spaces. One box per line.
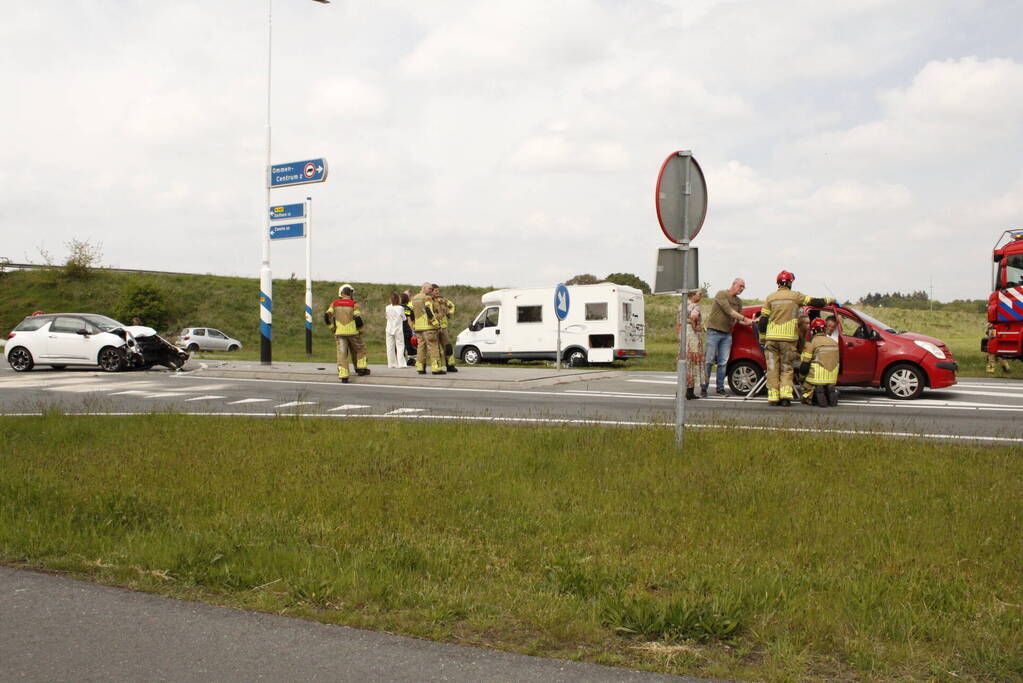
115, 282, 172, 332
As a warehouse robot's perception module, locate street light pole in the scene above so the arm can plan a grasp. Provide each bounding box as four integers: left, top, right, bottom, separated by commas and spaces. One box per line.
260, 0, 330, 366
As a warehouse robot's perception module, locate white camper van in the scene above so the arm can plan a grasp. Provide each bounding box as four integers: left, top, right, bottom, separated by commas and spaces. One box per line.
454, 283, 646, 366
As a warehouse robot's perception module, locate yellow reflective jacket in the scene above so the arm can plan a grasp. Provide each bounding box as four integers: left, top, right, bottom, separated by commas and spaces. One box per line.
800, 335, 840, 384
410, 293, 439, 331
761, 287, 834, 341
325, 298, 362, 336
434, 296, 456, 329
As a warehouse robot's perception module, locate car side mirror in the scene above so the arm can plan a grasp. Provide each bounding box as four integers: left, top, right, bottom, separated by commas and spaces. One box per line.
869, 329, 881, 341
76, 329, 89, 336
469, 322, 482, 332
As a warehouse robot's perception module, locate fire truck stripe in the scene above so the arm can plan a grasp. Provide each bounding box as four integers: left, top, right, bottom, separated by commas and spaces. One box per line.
997, 302, 1023, 321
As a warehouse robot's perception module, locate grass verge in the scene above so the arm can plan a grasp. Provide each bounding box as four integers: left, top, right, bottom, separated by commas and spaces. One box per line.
1, 414, 1021, 680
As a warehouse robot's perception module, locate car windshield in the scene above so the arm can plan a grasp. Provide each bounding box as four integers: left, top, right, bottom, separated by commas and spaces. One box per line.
80, 315, 125, 331
849, 308, 898, 334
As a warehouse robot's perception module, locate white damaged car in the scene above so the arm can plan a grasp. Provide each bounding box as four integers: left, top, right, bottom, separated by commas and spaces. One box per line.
4, 313, 188, 372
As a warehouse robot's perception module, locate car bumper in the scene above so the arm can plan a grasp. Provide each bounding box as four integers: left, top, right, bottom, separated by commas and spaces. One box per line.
928, 360, 958, 389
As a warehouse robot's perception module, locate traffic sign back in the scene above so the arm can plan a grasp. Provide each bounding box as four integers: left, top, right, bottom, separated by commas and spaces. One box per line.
655, 151, 707, 244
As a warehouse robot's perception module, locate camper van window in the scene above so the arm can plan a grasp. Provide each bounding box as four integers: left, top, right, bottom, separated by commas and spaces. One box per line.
484, 307, 499, 327
517, 306, 542, 323
585, 303, 608, 321
623, 302, 633, 319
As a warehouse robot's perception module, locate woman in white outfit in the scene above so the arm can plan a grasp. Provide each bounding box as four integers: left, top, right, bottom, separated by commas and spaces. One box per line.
384, 291, 406, 368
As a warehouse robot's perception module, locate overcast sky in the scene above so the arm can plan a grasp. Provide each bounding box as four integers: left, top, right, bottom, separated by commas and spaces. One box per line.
3, 0, 1021, 301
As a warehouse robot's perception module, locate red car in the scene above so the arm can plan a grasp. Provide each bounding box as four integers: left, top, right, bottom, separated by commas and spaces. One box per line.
727, 305, 958, 400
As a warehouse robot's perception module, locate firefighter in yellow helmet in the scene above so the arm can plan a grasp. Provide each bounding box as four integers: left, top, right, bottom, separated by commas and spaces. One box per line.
431, 283, 458, 372
799, 317, 840, 406
410, 282, 444, 375
323, 284, 369, 383
757, 271, 834, 406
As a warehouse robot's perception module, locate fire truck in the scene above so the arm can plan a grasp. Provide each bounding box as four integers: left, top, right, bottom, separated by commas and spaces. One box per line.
985, 229, 1023, 360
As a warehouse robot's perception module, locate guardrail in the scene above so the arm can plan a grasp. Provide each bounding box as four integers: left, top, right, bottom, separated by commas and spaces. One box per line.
0, 261, 211, 278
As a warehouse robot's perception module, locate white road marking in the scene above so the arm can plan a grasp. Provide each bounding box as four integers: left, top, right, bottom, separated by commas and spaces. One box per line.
386, 408, 425, 414
944, 389, 1023, 399
108, 390, 151, 396
327, 404, 371, 412
183, 395, 227, 402
626, 379, 676, 386
275, 401, 317, 408
143, 393, 188, 399
226, 398, 272, 405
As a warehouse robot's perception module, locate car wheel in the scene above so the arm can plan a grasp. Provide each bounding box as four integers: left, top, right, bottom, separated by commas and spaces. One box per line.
227, 344, 239, 352
883, 363, 925, 400
186, 343, 199, 352
728, 360, 764, 396
461, 346, 482, 365
566, 349, 587, 367
8, 347, 34, 372
98, 346, 126, 373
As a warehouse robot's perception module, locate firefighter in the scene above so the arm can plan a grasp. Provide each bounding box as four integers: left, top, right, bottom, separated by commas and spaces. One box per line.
431, 283, 458, 372
410, 282, 444, 375
758, 271, 834, 406
799, 317, 840, 406
323, 284, 369, 383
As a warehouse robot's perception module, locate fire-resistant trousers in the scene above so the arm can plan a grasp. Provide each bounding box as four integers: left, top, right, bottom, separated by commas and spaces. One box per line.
764, 339, 796, 402
415, 329, 442, 372
335, 334, 367, 379
437, 328, 455, 366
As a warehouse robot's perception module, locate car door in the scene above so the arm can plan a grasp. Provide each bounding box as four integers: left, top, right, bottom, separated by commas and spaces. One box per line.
207, 329, 228, 350
471, 306, 504, 353
45, 316, 94, 361
191, 328, 208, 349
836, 311, 877, 384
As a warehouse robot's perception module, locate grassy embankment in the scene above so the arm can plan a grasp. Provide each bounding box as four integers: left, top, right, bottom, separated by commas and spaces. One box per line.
0, 268, 1014, 377
1, 414, 1021, 681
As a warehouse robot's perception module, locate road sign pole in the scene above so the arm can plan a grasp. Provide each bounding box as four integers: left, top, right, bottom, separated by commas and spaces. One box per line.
556, 318, 562, 370
260, 0, 274, 366
305, 197, 313, 356
675, 243, 689, 447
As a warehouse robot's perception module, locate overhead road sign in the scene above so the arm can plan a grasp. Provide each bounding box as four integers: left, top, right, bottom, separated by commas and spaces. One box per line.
554, 284, 570, 321
269, 203, 305, 220
269, 222, 305, 240
655, 151, 707, 244
269, 158, 328, 188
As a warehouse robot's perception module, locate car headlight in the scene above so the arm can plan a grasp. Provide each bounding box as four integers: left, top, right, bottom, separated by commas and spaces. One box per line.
914, 340, 945, 360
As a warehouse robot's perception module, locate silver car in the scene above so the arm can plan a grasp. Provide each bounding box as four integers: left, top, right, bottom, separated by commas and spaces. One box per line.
176, 327, 242, 352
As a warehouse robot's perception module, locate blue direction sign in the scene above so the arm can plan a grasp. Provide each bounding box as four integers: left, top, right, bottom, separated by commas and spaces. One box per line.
554, 284, 570, 320
269, 202, 305, 220
268, 222, 305, 240
269, 158, 327, 188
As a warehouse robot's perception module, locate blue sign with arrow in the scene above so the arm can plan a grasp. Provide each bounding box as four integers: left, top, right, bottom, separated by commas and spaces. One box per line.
269, 222, 305, 240
554, 283, 570, 321
269, 202, 305, 220
269, 158, 328, 188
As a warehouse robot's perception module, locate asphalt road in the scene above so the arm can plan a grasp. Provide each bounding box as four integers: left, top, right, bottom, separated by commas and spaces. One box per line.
0, 566, 693, 682
1, 362, 1021, 443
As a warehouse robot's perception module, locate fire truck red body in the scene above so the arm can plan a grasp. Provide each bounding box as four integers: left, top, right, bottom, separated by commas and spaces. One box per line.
985, 229, 1023, 359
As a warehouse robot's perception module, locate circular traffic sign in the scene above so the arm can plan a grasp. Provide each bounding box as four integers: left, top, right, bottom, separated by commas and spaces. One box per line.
655, 151, 707, 244
303, 162, 316, 178
554, 283, 570, 321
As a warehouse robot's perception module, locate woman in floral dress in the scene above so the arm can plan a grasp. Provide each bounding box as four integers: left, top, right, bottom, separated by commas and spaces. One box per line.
676, 290, 707, 399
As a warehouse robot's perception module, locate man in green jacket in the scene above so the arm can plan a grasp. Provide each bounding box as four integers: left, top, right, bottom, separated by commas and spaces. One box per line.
702, 278, 753, 397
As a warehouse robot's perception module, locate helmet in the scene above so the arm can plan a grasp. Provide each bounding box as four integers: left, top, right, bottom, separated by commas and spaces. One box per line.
810, 318, 827, 335
338, 284, 354, 297
776, 270, 795, 286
